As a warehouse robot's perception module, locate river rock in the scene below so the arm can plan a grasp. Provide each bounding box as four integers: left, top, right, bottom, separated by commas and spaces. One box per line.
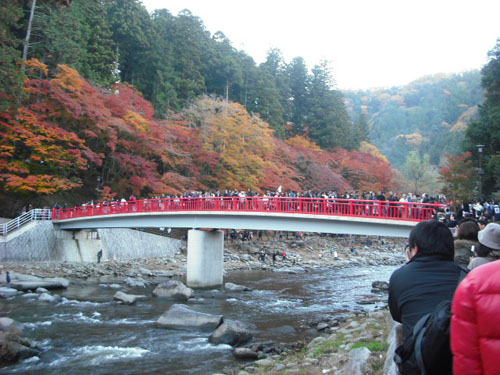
0, 318, 24, 333
113, 291, 146, 305
0, 287, 21, 299
209, 320, 253, 346
153, 280, 194, 301
340, 347, 371, 375
157, 304, 223, 330
317, 322, 329, 331
21, 293, 39, 299
38, 293, 62, 303
124, 277, 147, 288
0, 329, 40, 365
225, 282, 252, 292
10, 278, 69, 291
233, 347, 258, 360
371, 281, 389, 290
36, 287, 49, 293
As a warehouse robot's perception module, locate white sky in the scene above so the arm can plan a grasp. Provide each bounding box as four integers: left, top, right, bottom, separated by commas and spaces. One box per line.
142, 0, 500, 90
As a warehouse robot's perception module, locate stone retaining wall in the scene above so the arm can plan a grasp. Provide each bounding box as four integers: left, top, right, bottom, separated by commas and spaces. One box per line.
0, 222, 181, 262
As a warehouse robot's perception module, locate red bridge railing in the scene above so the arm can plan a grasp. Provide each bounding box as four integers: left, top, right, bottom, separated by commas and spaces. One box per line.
52, 197, 442, 223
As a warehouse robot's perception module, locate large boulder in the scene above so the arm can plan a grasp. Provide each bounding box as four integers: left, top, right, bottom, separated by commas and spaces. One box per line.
113, 291, 146, 305
208, 320, 253, 346
224, 282, 252, 292
157, 304, 223, 331
10, 277, 69, 291
232, 347, 258, 360
0, 287, 21, 299
0, 328, 40, 366
152, 280, 194, 301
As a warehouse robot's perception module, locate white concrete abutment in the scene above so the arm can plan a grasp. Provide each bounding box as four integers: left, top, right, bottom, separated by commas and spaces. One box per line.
186, 229, 224, 288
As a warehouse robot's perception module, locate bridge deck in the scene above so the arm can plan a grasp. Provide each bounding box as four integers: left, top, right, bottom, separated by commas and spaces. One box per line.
52, 197, 441, 238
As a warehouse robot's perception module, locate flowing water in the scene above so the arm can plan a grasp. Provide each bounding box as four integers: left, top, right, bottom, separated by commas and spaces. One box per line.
1, 265, 396, 375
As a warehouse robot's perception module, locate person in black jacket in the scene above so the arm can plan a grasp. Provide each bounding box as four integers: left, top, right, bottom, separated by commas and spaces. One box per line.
388, 220, 464, 338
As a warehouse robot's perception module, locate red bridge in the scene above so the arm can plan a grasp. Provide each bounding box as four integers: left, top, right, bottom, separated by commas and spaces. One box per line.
53, 196, 441, 223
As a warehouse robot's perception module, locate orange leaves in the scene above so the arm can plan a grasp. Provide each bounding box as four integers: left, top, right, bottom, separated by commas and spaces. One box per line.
0, 174, 81, 194
24, 59, 48, 78
285, 135, 322, 152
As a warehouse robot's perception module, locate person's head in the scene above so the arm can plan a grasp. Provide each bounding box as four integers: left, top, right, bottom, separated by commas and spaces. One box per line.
477, 223, 500, 257
456, 220, 480, 241
478, 218, 488, 230
408, 220, 454, 260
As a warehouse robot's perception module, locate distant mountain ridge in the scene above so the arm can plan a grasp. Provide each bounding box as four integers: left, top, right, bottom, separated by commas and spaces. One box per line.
343, 70, 483, 168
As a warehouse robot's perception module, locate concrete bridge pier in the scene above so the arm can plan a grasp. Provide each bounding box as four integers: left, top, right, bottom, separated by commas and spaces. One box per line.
186, 229, 224, 288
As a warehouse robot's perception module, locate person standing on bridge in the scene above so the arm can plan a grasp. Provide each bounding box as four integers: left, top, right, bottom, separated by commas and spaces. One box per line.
388, 220, 466, 374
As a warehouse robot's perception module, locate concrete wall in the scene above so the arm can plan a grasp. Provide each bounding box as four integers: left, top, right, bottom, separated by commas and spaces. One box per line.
0, 221, 182, 262
0, 221, 57, 261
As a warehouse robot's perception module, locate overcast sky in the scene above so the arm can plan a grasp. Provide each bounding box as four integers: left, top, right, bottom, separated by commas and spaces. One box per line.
142, 0, 500, 90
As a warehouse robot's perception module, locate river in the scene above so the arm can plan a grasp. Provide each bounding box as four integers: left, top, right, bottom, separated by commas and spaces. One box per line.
1, 265, 396, 375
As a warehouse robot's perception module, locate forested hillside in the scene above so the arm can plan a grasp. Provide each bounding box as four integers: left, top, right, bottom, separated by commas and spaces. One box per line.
343, 71, 483, 168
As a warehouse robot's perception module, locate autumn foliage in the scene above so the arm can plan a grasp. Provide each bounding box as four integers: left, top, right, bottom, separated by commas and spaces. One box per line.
439, 152, 476, 203
0, 61, 399, 212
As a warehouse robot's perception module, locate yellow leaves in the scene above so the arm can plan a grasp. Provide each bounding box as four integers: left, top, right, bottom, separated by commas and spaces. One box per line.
397, 132, 428, 146
359, 141, 389, 162
123, 110, 150, 132
285, 135, 322, 152
184, 98, 276, 189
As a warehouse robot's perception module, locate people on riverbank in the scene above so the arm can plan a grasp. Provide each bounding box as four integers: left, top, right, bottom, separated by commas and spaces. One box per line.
451, 223, 500, 375
467, 222, 500, 270
389, 220, 465, 373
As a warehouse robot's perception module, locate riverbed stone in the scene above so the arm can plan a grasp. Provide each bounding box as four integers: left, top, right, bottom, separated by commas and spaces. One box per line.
372, 280, 389, 290
153, 280, 194, 300
10, 278, 69, 291
113, 291, 146, 305
209, 320, 253, 346
0, 332, 40, 365
255, 358, 273, 366
38, 293, 62, 303
157, 304, 223, 330
225, 282, 252, 292
124, 277, 147, 288
21, 293, 39, 299
0, 287, 21, 299
340, 347, 371, 375
233, 347, 259, 360
0, 318, 24, 333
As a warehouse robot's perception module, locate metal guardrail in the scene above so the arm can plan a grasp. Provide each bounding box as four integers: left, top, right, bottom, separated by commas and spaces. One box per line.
0, 209, 52, 236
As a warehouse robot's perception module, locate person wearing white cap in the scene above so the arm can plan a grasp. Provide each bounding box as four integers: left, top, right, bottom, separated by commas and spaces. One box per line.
467, 222, 500, 270
451, 222, 500, 375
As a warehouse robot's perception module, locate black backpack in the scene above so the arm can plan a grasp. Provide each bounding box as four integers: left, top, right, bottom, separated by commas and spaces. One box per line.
394, 269, 468, 375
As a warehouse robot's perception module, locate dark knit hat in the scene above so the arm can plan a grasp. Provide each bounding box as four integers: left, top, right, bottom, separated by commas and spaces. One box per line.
478, 223, 500, 250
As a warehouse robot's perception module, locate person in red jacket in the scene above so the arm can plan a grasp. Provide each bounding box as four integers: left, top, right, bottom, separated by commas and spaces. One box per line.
451, 222, 500, 374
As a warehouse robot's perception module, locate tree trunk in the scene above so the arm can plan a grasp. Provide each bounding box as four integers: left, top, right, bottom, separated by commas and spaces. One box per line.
21, 0, 37, 71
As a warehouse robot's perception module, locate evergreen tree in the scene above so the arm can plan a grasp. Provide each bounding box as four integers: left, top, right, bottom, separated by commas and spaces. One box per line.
307, 61, 352, 149
286, 57, 309, 135
464, 38, 500, 196
0, 0, 24, 108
